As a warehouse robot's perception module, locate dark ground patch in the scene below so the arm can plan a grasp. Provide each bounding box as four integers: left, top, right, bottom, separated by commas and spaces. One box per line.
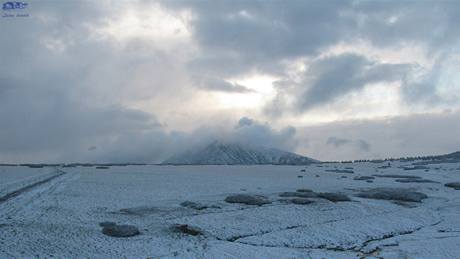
171, 224, 203, 236
102, 224, 140, 238
318, 192, 351, 202
291, 198, 314, 205
224, 194, 271, 206
395, 178, 439, 183
180, 201, 215, 210
296, 188, 314, 193
356, 188, 428, 202
354, 176, 375, 181
403, 165, 429, 170
372, 174, 421, 179
279, 191, 318, 198
99, 221, 116, 227
325, 169, 355, 174
445, 182, 460, 190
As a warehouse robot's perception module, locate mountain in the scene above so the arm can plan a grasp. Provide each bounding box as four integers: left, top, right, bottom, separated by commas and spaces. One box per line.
433, 151, 460, 161
161, 141, 319, 165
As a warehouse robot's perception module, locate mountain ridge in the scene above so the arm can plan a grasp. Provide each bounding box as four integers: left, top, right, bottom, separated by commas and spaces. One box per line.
161, 141, 318, 165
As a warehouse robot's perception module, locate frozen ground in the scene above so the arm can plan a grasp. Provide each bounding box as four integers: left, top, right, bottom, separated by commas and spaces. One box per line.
0, 161, 460, 258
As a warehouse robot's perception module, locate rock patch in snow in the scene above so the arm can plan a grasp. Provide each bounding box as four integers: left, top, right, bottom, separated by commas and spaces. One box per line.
99, 221, 116, 227
356, 188, 428, 202
171, 224, 203, 236
354, 176, 375, 181
180, 201, 217, 210
318, 192, 351, 202
395, 178, 439, 183
291, 198, 314, 205
279, 191, 318, 198
445, 182, 460, 190
102, 224, 140, 238
325, 169, 354, 174
373, 174, 421, 179
296, 188, 314, 193
224, 194, 271, 206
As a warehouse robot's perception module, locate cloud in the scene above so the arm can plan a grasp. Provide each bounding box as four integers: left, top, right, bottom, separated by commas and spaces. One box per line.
228, 117, 297, 150
296, 54, 410, 110
1, 1, 460, 163
326, 137, 371, 152
326, 137, 351, 148
235, 117, 254, 128
165, 1, 350, 78
297, 109, 460, 161
193, 76, 253, 93
164, 1, 460, 113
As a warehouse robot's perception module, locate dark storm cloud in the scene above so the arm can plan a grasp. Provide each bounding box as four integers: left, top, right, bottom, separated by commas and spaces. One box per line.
1, 0, 460, 162
164, 0, 460, 110
165, 0, 351, 77
297, 54, 411, 110
0, 1, 183, 163
350, 1, 460, 51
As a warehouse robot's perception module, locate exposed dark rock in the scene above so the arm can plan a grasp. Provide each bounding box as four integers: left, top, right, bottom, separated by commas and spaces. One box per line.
180, 201, 209, 210
403, 165, 429, 170
224, 194, 271, 206
372, 174, 421, 179
99, 221, 116, 228
102, 224, 140, 237
318, 192, 351, 202
291, 198, 314, 205
296, 188, 314, 193
325, 169, 354, 174
180, 201, 220, 210
354, 176, 375, 181
300, 169, 306, 172
392, 201, 418, 208
279, 191, 318, 198
297, 175, 303, 178
356, 188, 428, 202
171, 224, 203, 236
445, 182, 460, 190
366, 180, 374, 183
395, 178, 439, 183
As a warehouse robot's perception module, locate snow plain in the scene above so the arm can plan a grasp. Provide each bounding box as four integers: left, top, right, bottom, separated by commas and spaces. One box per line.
1, 161, 460, 258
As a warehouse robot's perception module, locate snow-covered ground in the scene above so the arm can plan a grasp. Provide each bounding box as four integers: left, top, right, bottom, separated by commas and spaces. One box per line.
0, 166, 59, 197
1, 161, 460, 258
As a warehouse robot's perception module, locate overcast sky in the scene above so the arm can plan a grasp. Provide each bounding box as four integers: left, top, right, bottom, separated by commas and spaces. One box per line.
1, 0, 460, 163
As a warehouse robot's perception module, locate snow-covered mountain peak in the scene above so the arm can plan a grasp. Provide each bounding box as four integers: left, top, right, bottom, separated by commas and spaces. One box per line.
162, 141, 318, 165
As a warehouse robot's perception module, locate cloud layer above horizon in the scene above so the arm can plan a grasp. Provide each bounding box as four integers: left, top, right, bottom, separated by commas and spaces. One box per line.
1, 0, 460, 163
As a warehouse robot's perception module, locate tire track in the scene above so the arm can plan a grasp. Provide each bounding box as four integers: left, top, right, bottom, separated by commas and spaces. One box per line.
0, 170, 65, 204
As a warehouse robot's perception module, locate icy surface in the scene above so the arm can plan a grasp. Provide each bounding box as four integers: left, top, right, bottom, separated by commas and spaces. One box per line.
0, 161, 460, 258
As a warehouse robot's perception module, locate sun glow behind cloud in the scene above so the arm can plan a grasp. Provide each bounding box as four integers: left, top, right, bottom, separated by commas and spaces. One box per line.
213, 75, 278, 109
88, 3, 192, 50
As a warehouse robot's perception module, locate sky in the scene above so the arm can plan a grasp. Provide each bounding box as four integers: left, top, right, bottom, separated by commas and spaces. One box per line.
1, 0, 460, 163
